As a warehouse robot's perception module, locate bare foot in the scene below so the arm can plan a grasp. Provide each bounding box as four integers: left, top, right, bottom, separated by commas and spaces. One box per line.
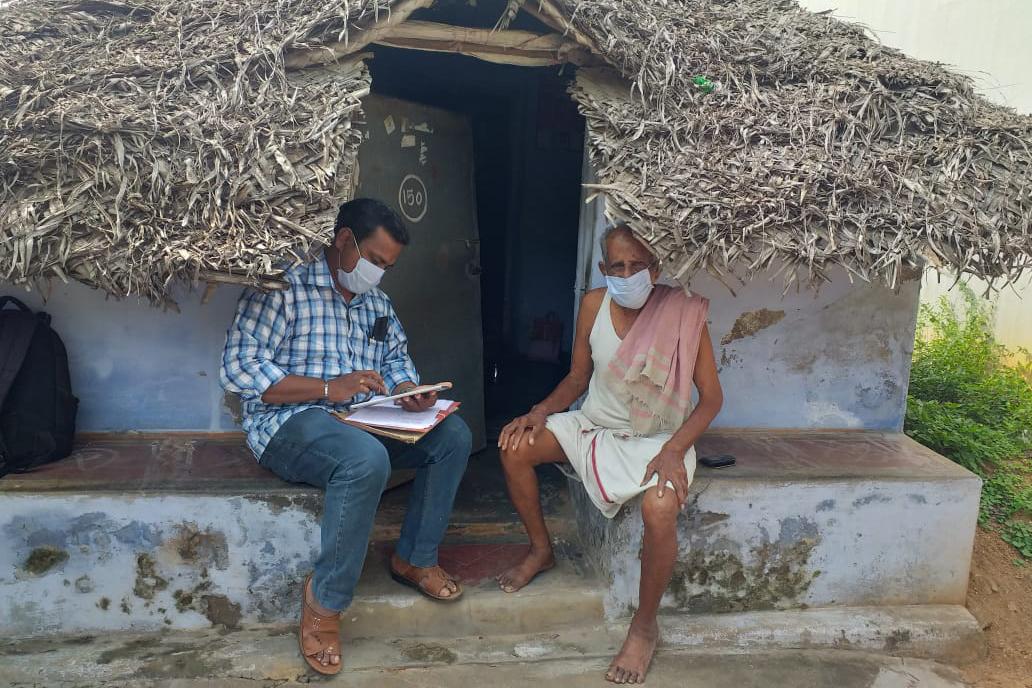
606, 618, 659, 684
496, 546, 555, 593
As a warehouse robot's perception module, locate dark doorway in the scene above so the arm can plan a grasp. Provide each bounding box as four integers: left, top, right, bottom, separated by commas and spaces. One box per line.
367, 44, 585, 443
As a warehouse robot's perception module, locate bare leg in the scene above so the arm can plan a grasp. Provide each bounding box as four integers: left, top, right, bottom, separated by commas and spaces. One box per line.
496, 429, 567, 592
607, 487, 680, 684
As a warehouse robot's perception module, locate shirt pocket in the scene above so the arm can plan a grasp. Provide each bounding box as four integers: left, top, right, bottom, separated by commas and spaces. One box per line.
356, 333, 386, 371
287, 311, 331, 363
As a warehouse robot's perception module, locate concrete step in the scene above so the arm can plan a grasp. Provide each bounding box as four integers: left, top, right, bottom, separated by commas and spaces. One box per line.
341, 547, 604, 639
571, 430, 982, 617
0, 607, 980, 686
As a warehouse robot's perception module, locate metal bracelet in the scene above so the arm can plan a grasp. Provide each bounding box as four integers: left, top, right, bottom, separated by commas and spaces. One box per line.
323, 379, 330, 401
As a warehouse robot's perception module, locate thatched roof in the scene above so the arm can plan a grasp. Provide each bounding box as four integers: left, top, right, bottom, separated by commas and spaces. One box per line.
2, 0, 1031, 302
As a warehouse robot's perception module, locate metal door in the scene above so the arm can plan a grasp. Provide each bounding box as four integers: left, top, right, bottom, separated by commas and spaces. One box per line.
357, 94, 486, 450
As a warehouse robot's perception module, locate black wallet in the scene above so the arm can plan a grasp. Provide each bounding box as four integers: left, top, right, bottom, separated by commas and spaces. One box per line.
699, 454, 736, 469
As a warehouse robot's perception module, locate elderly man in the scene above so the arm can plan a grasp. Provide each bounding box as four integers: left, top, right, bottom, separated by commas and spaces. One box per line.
220, 198, 471, 675
495, 224, 723, 684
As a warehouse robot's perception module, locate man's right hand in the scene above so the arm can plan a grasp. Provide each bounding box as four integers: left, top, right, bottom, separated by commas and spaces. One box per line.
326, 370, 386, 403
498, 408, 549, 451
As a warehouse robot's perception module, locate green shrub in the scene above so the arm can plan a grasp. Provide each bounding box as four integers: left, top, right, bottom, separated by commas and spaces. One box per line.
904, 286, 1032, 562
905, 288, 1032, 472
1002, 522, 1032, 559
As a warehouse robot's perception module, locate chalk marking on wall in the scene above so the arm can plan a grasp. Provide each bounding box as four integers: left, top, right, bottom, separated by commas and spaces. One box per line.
398, 174, 428, 223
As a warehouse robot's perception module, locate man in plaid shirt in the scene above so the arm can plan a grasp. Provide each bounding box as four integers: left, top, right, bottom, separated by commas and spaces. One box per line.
220, 198, 471, 675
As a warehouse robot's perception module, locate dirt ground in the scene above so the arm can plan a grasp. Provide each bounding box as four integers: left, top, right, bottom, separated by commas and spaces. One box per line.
963, 528, 1032, 687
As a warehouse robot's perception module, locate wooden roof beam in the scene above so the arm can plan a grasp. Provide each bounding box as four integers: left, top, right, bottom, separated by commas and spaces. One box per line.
372, 19, 600, 66
519, 0, 604, 58
286, 0, 434, 70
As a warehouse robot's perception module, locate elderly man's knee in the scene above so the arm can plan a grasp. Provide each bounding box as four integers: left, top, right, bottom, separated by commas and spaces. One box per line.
641, 489, 681, 528
500, 442, 533, 472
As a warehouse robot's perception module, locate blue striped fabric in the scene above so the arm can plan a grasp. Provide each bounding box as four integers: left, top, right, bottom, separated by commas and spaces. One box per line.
219, 256, 419, 458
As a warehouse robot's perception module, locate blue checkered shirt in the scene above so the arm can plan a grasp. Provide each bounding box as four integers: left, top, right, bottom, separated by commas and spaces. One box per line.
219, 256, 419, 458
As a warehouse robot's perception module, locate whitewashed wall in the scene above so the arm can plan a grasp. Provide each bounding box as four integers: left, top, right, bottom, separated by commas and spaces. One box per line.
799, 0, 1032, 349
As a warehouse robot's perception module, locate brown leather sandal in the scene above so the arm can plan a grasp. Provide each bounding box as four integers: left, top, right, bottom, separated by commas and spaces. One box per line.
389, 554, 464, 602
299, 574, 342, 675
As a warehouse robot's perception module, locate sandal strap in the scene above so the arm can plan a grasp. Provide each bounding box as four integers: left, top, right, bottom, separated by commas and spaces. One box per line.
301, 576, 341, 658
415, 566, 458, 594
391, 557, 463, 599
302, 628, 340, 658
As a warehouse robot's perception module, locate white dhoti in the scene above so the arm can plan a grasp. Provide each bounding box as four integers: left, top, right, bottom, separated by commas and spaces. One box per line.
546, 291, 696, 519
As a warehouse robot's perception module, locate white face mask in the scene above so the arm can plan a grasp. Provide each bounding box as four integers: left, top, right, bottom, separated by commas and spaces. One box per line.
605, 268, 654, 310
337, 232, 385, 295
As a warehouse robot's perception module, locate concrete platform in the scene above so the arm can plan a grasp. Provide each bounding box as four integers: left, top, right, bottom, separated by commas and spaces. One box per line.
0, 623, 975, 687
0, 435, 580, 638
570, 430, 982, 617
1, 429, 983, 663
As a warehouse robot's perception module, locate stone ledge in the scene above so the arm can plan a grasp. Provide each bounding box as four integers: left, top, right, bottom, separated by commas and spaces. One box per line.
569, 431, 981, 618
693, 429, 977, 480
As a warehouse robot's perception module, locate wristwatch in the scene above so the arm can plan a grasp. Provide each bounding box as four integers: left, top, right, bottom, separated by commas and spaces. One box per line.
322, 379, 330, 401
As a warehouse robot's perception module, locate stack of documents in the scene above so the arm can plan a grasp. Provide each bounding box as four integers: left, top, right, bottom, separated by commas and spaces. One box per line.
335, 399, 460, 443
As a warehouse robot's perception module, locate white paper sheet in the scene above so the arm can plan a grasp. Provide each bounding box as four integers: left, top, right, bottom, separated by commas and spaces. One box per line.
345, 399, 456, 431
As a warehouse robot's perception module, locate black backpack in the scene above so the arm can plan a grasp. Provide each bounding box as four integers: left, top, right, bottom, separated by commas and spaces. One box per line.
0, 296, 78, 477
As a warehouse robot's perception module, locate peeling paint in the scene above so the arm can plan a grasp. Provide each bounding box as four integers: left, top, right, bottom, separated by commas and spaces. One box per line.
853, 494, 892, 508
173, 577, 212, 614
718, 347, 742, 372
251, 492, 322, 518
222, 392, 243, 425
669, 521, 820, 613
170, 523, 229, 570
1, 494, 321, 636
721, 309, 786, 345
22, 546, 68, 575
201, 594, 242, 630
133, 553, 168, 601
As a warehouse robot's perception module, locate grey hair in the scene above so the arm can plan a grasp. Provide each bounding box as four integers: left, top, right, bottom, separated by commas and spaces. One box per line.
599, 223, 634, 264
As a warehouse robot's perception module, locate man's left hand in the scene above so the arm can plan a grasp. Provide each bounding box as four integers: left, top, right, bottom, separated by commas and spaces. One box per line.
640, 445, 691, 508
395, 383, 437, 412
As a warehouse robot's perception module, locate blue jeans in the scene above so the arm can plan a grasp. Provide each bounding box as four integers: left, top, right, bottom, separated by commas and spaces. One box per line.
259, 408, 472, 611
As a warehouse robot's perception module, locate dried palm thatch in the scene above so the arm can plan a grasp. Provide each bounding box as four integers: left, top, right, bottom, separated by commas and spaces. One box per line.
1, 0, 383, 302
1, 0, 1031, 303
558, 0, 1032, 290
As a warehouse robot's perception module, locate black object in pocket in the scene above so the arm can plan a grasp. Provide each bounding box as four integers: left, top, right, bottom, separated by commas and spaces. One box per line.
370, 316, 389, 342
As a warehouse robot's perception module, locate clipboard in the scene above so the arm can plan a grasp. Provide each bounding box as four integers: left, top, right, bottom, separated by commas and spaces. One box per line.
334, 401, 461, 444
349, 382, 453, 410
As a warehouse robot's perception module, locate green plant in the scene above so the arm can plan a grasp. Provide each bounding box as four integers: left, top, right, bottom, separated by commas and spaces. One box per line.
905, 286, 1032, 562
1002, 522, 1032, 559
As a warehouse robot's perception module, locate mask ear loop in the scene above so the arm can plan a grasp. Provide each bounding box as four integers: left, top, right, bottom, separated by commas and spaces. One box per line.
351, 231, 363, 260
336, 230, 363, 277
